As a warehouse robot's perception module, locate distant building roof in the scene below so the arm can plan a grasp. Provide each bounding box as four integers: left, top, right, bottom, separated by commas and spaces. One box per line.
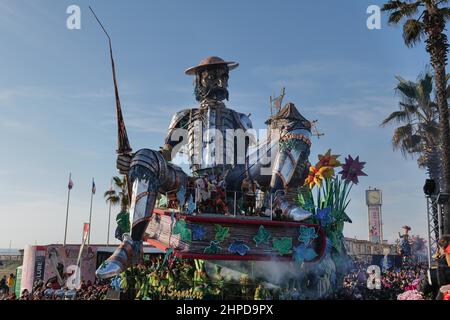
0, 249, 22, 255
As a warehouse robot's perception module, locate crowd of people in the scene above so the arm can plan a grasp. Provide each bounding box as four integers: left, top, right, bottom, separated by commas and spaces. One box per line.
326, 234, 450, 300
325, 260, 429, 300
0, 278, 111, 300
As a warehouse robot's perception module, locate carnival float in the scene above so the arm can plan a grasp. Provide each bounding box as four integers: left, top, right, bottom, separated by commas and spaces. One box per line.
90, 11, 367, 299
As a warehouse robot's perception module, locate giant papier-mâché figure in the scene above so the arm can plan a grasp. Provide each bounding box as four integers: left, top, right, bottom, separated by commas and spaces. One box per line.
96, 56, 314, 279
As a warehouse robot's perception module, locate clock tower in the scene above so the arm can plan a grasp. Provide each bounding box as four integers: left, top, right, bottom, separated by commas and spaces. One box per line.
366, 188, 383, 243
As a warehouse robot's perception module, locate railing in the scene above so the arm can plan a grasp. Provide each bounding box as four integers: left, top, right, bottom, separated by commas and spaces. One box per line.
0, 255, 23, 262
156, 186, 273, 220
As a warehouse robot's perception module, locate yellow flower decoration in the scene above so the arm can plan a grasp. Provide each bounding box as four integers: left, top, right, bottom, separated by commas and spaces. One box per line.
304, 165, 334, 189
317, 149, 341, 168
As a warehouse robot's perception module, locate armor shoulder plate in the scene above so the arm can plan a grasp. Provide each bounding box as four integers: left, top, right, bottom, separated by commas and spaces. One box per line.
165, 108, 194, 145
236, 112, 253, 130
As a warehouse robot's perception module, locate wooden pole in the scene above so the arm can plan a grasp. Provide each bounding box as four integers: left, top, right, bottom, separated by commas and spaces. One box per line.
88, 178, 94, 245
64, 173, 72, 246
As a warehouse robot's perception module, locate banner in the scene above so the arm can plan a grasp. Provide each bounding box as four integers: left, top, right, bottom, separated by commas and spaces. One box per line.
368, 206, 381, 243
44, 245, 97, 289
33, 247, 46, 282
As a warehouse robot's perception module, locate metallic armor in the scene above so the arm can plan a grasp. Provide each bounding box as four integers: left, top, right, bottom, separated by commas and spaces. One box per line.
96, 56, 313, 279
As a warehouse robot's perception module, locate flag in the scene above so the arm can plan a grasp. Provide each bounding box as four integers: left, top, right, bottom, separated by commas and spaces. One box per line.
92, 179, 96, 195
68, 174, 74, 190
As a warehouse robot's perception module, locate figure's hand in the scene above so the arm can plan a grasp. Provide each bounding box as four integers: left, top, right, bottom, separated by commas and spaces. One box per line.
117, 153, 132, 175
159, 145, 172, 161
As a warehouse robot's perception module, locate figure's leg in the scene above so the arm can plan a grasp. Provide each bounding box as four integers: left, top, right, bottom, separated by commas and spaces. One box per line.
268, 131, 313, 221
96, 149, 187, 279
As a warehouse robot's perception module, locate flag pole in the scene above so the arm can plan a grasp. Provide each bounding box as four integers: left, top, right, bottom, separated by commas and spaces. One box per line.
88, 178, 95, 245
64, 173, 72, 246
107, 179, 113, 246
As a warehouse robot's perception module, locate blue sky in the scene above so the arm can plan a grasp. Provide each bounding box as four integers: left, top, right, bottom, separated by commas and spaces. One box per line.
0, 0, 437, 248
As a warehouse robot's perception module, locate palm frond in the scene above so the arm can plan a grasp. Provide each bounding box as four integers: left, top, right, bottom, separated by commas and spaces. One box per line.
402, 19, 425, 47
399, 102, 419, 114
380, 110, 410, 126
104, 189, 117, 198
417, 71, 433, 97
438, 7, 450, 21
395, 76, 418, 99
113, 176, 124, 188
392, 124, 413, 151
106, 195, 120, 206
383, 1, 423, 24
382, 0, 408, 12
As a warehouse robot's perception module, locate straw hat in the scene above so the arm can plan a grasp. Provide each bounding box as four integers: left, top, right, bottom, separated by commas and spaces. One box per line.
185, 56, 239, 75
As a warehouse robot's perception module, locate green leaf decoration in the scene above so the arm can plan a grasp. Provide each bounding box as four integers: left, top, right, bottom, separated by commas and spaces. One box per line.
173, 220, 191, 242
253, 225, 271, 247
334, 210, 352, 224
298, 226, 318, 244
272, 237, 293, 256
328, 231, 342, 253
214, 224, 230, 242
204, 240, 222, 254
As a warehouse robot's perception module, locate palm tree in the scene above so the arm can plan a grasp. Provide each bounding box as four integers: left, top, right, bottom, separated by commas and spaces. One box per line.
381, 72, 442, 241
381, 71, 441, 188
104, 176, 130, 240
382, 0, 450, 233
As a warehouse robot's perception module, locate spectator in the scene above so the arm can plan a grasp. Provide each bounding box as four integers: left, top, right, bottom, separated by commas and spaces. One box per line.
437, 235, 450, 267
7, 273, 15, 293
0, 275, 7, 294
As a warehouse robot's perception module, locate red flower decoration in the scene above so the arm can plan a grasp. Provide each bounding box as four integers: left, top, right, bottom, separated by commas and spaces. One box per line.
338, 155, 367, 184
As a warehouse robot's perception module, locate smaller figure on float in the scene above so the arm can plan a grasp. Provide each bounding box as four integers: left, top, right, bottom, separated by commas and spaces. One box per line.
398, 225, 412, 264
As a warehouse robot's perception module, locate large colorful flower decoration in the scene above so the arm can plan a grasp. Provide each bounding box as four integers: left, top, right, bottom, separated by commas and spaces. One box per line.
317, 149, 341, 168
304, 165, 334, 189
339, 155, 367, 185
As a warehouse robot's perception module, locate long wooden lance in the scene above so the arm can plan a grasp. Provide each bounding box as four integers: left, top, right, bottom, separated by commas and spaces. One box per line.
89, 7, 133, 203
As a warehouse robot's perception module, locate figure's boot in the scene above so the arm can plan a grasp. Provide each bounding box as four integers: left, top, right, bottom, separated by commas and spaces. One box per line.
96, 149, 187, 279
96, 233, 143, 279
274, 193, 312, 221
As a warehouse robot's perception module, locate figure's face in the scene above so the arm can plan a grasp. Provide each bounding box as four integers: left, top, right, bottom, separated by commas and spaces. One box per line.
195, 66, 229, 101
